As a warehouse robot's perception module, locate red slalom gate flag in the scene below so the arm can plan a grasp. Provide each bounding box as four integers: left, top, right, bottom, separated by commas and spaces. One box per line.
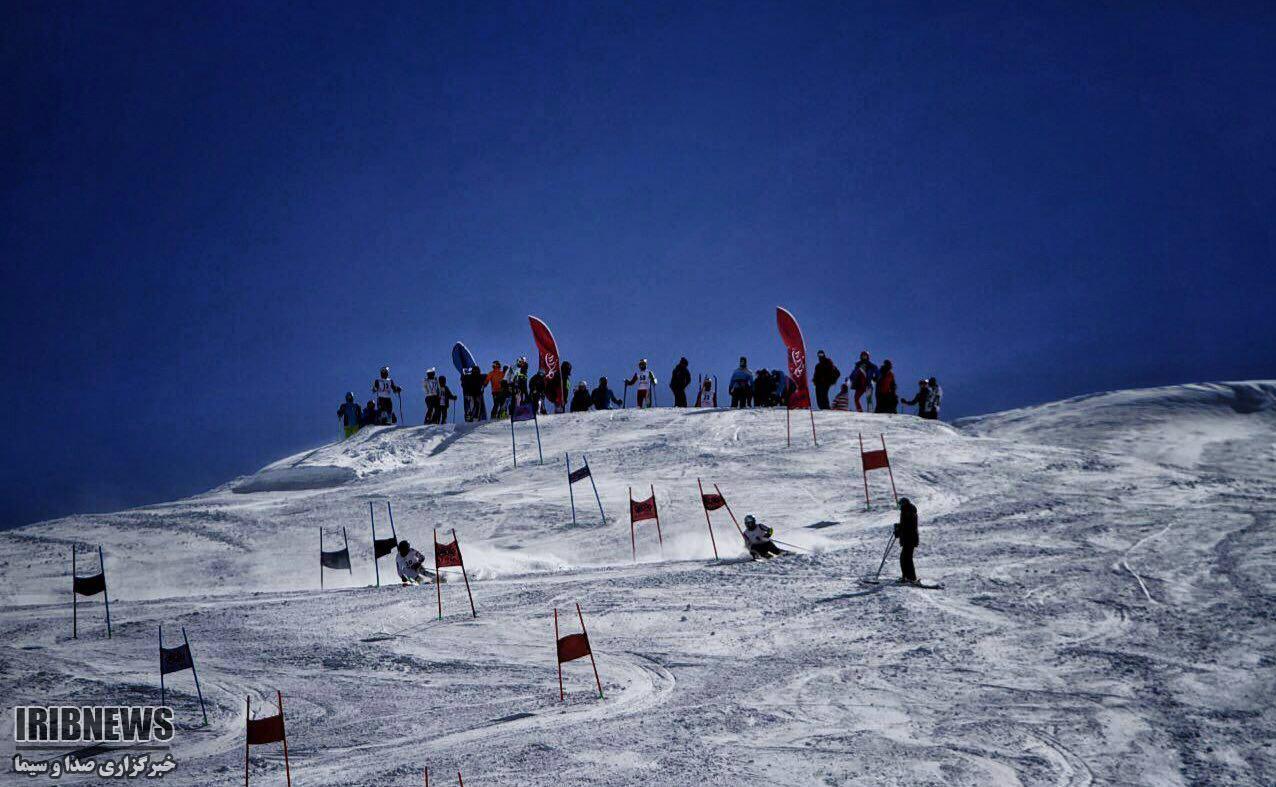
628, 485, 664, 562
630, 495, 658, 522
554, 603, 603, 701
776, 306, 817, 447
858, 433, 898, 508
244, 690, 292, 786
528, 315, 566, 408
434, 529, 477, 619
701, 491, 726, 511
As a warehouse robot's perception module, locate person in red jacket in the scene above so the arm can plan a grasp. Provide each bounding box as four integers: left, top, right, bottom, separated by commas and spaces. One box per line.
874, 359, 898, 414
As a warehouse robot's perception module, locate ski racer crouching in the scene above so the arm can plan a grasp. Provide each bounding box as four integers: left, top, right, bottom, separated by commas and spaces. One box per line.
743, 515, 790, 559
396, 540, 434, 584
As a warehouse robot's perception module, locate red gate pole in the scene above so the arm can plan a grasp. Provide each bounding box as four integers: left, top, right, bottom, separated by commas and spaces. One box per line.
554, 608, 564, 701
243, 695, 251, 787
435, 529, 443, 620
651, 484, 664, 556
697, 478, 719, 560
454, 529, 476, 618
859, 433, 871, 509
882, 434, 898, 503
716, 484, 744, 537
577, 603, 603, 699
423, 767, 429, 787
457, 771, 465, 787
809, 407, 818, 446
278, 690, 292, 787
628, 488, 636, 563
786, 407, 791, 447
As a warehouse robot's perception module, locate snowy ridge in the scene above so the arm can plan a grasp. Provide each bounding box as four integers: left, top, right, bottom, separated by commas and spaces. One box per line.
1, 383, 1273, 785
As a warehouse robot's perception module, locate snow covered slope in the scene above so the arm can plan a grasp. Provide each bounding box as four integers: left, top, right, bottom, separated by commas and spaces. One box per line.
1, 383, 1273, 785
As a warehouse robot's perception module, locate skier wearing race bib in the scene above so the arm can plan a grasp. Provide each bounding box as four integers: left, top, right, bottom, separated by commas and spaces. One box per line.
422, 368, 441, 424
372, 366, 402, 424
625, 359, 658, 408
395, 540, 433, 584
696, 377, 717, 408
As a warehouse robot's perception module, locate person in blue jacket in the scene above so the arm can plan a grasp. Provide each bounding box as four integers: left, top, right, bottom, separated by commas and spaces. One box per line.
729, 357, 754, 409
591, 377, 623, 410
338, 392, 363, 439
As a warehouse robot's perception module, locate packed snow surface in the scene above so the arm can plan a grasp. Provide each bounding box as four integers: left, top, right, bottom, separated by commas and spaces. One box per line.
2, 381, 1274, 785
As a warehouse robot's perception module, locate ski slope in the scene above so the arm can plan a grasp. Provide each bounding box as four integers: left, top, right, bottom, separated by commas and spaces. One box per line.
1, 382, 1274, 785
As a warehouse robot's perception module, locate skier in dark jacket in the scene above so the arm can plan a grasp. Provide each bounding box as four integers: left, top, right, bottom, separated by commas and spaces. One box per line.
874, 360, 898, 414
438, 375, 458, 422
529, 370, 546, 413
812, 351, 840, 410
669, 358, 692, 407
570, 381, 593, 412
901, 379, 931, 417
362, 400, 380, 426
591, 377, 622, 410
753, 369, 774, 407
461, 367, 486, 422
894, 498, 919, 583
338, 392, 363, 439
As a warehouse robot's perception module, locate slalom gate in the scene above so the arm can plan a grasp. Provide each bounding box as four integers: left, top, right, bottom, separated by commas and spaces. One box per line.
244, 690, 291, 786
565, 452, 606, 525
434, 529, 476, 619
554, 602, 603, 700
369, 501, 399, 587
319, 526, 353, 588
628, 485, 664, 561
858, 433, 898, 508
71, 544, 112, 639
159, 625, 208, 725
697, 479, 745, 560
508, 400, 544, 466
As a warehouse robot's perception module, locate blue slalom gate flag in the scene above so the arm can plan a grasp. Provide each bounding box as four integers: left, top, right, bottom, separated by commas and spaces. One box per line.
510, 400, 543, 466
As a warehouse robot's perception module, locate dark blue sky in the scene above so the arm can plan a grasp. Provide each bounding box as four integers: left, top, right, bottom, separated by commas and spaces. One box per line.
3, 2, 1273, 527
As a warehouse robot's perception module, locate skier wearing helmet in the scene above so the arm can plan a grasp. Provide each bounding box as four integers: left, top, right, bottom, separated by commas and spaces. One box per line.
742, 514, 789, 560
625, 359, 658, 408
570, 380, 593, 412
395, 540, 434, 585
372, 366, 402, 424
337, 392, 362, 439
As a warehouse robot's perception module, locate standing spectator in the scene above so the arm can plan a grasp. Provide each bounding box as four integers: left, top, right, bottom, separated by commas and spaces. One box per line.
438, 375, 458, 422
925, 377, 943, 420
812, 350, 841, 410
338, 392, 362, 439
848, 351, 878, 413
729, 357, 754, 408
461, 367, 485, 422
753, 369, 774, 407
554, 361, 574, 414
874, 360, 898, 414
362, 399, 380, 426
486, 361, 506, 418
529, 369, 547, 414
591, 377, 622, 410
669, 358, 692, 407
372, 366, 402, 424
902, 379, 931, 416
570, 381, 593, 412
511, 358, 530, 406
422, 369, 441, 424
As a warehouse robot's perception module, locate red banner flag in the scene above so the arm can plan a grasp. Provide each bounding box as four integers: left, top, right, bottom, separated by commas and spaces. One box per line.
862, 448, 890, 471
630, 495, 658, 522
776, 307, 812, 410
528, 315, 565, 408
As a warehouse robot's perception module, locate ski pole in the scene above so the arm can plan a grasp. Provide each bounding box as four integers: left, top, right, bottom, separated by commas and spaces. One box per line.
772, 538, 809, 552
873, 534, 897, 580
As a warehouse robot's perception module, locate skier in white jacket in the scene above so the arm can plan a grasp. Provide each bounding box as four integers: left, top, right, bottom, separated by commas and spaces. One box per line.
396, 540, 433, 584
742, 515, 788, 559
